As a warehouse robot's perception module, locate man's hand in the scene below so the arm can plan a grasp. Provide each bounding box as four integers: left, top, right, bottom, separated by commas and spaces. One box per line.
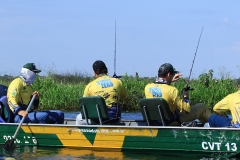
172, 73, 182, 82
18, 110, 28, 118
32, 91, 40, 100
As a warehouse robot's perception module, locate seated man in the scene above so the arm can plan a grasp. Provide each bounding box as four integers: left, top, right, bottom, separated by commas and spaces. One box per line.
7, 63, 64, 124
144, 63, 212, 126
209, 78, 240, 127
76, 60, 127, 125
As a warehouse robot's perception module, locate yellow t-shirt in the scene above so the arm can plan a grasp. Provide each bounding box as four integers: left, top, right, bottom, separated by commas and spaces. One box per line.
83, 75, 127, 107
7, 77, 34, 112
213, 91, 240, 124
144, 83, 190, 113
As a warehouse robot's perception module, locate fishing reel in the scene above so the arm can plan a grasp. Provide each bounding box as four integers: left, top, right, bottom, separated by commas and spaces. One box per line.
113, 74, 122, 79
182, 86, 194, 91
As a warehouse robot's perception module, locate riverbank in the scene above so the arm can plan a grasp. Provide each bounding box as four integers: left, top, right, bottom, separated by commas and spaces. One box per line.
1, 69, 237, 112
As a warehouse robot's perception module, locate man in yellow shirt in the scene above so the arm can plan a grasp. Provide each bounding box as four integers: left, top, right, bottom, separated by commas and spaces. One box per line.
7, 63, 64, 124
209, 78, 240, 127
145, 63, 212, 126
76, 60, 127, 125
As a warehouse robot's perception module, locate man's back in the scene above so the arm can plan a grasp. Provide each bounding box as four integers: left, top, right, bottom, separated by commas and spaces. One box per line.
83, 75, 127, 107
213, 90, 240, 124
145, 83, 190, 113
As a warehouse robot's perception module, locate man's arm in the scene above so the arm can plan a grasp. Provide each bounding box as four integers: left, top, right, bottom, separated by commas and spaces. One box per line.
82, 83, 91, 97
32, 91, 40, 109
7, 80, 22, 114
213, 96, 230, 116
172, 88, 191, 113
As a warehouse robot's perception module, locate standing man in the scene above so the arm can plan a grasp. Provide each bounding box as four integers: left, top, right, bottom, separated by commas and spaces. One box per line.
209, 78, 240, 127
7, 63, 64, 124
76, 60, 127, 125
144, 63, 212, 126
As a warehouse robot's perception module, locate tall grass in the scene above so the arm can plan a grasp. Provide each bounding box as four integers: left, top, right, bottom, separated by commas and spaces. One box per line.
0, 69, 238, 112
120, 74, 150, 111
171, 70, 237, 111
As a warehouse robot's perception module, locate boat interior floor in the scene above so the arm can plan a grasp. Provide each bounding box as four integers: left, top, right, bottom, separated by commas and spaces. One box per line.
64, 118, 208, 127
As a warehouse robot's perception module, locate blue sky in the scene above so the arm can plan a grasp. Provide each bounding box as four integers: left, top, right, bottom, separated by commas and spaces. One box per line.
0, 1, 240, 79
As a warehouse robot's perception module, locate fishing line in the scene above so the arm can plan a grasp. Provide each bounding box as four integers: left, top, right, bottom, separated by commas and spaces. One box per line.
204, 28, 216, 74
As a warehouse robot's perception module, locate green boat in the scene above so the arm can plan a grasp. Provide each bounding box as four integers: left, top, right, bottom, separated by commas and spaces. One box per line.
1, 96, 240, 159
1, 120, 240, 158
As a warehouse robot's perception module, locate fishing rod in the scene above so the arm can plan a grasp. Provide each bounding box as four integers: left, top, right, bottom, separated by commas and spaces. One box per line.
113, 20, 122, 79
184, 27, 204, 91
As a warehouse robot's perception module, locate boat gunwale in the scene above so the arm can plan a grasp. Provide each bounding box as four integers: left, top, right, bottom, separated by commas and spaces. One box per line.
1, 119, 240, 131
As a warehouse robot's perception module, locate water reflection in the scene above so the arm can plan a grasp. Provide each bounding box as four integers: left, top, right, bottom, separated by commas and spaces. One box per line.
0, 146, 150, 160
1, 146, 240, 160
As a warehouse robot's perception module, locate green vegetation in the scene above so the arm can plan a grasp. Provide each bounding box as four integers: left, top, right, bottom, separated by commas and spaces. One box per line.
0, 69, 238, 112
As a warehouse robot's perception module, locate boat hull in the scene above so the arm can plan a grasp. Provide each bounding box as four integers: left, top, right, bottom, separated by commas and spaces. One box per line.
1, 120, 240, 158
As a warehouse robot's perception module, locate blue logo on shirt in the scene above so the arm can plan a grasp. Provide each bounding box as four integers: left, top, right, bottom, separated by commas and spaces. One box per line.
97, 79, 114, 88
149, 88, 162, 97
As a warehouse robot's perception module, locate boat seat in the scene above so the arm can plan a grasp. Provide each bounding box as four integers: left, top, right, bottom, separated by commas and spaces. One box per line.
79, 96, 124, 125
0, 84, 14, 123
0, 96, 14, 123
139, 98, 173, 126
0, 84, 7, 98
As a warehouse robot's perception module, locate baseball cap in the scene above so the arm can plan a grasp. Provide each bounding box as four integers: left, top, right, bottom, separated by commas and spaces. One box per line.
158, 63, 179, 76
23, 63, 42, 73
92, 60, 107, 71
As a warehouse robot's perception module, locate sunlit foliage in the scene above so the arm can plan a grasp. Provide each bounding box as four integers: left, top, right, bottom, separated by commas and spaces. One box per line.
0, 69, 238, 112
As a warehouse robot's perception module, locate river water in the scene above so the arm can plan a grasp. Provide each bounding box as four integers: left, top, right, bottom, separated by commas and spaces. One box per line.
0, 112, 239, 160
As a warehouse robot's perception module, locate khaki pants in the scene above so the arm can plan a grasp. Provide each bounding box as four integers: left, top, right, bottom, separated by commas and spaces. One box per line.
179, 103, 212, 124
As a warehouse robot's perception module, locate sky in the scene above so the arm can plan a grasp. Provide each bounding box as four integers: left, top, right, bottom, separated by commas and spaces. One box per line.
0, 1, 240, 79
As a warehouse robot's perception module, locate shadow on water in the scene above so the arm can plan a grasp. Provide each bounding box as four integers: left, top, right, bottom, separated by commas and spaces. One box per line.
1, 146, 240, 160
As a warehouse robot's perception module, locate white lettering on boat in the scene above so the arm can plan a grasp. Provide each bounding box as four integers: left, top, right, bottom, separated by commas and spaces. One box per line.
225, 143, 237, 151
3, 135, 37, 144
68, 128, 125, 133
202, 142, 237, 151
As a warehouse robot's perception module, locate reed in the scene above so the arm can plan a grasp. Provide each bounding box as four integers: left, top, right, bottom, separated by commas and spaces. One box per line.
0, 69, 238, 112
